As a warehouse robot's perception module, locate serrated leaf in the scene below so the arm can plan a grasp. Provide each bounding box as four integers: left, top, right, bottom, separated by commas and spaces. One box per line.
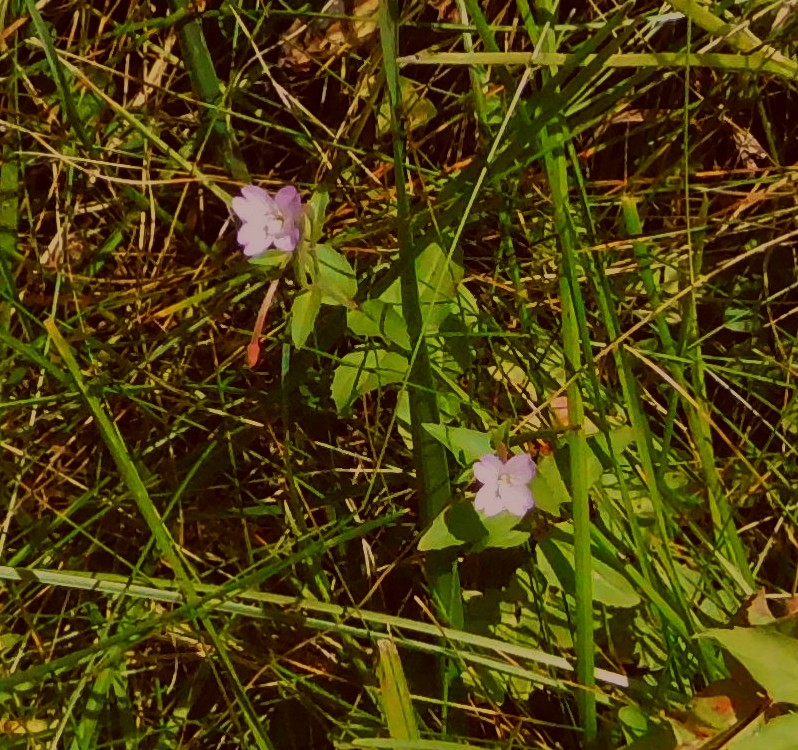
291, 287, 322, 348
331, 349, 408, 412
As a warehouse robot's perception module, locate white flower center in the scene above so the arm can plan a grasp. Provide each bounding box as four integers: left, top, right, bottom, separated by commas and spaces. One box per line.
498, 472, 513, 486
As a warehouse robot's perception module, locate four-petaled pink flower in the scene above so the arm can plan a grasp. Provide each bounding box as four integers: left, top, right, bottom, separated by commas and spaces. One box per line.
231, 185, 304, 257
473, 453, 536, 517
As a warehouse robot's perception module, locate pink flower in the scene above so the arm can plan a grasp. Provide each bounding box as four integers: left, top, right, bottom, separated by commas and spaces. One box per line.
473, 453, 536, 517
231, 185, 304, 257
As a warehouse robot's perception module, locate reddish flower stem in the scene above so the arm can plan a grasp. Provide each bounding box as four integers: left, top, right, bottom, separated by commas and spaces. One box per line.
246, 278, 280, 368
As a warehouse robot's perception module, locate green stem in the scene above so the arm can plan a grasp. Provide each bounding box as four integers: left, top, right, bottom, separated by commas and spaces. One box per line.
531, 0, 596, 742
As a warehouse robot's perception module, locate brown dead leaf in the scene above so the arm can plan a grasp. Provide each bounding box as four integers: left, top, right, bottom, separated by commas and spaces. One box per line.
280, 0, 378, 70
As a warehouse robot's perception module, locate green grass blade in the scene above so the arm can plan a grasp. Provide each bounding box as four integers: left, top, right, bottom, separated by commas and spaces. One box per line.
396, 51, 798, 79
168, 0, 250, 183
0, 562, 631, 692
530, 1, 596, 742
667, 0, 798, 78
377, 0, 460, 629
67, 659, 116, 750
622, 197, 753, 590
0, 148, 19, 344
22, 0, 93, 150
377, 639, 420, 741
44, 317, 195, 593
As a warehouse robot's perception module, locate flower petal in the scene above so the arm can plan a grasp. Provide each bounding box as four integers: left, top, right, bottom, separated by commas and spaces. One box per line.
474, 483, 502, 516
505, 453, 536, 484
231, 185, 305, 257
238, 222, 268, 248
272, 232, 297, 252
231, 196, 257, 223
240, 185, 272, 204
499, 484, 535, 516
274, 185, 300, 210
473, 454, 503, 485
238, 226, 272, 257
233, 186, 276, 222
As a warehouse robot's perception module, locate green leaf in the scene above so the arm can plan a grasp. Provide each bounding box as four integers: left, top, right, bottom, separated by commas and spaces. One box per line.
418, 502, 486, 552
531, 454, 570, 515
727, 713, 798, 750
417, 241, 462, 319
589, 425, 637, 465
704, 626, 798, 705
376, 639, 420, 741
439, 312, 474, 371
70, 69, 112, 138
377, 76, 438, 136
617, 705, 650, 743
291, 287, 322, 349
331, 349, 408, 412
347, 299, 411, 350
316, 244, 357, 305
422, 424, 492, 466
472, 512, 529, 551
248, 249, 292, 271
378, 242, 462, 334
305, 188, 329, 245
294, 188, 329, 282
537, 524, 641, 608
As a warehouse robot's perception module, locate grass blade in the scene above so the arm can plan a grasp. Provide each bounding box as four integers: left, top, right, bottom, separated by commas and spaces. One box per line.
377, 639, 420, 741
529, 1, 596, 741
22, 0, 93, 150
377, 0, 460, 628
44, 318, 195, 590
168, 0, 250, 183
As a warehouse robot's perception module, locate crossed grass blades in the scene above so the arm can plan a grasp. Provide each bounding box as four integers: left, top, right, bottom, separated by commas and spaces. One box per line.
1, 0, 798, 748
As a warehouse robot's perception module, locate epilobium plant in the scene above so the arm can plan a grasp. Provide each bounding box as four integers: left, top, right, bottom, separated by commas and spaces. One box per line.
231, 184, 305, 257
473, 453, 536, 517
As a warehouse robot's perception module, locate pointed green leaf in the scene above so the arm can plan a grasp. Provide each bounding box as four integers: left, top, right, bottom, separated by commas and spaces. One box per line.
531, 454, 570, 515
422, 424, 492, 466
537, 525, 641, 608
316, 244, 357, 305
472, 512, 529, 551
347, 299, 411, 350
704, 626, 798, 705
418, 503, 486, 552
378, 242, 462, 334
376, 639, 420, 741
291, 287, 322, 349
331, 349, 408, 412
